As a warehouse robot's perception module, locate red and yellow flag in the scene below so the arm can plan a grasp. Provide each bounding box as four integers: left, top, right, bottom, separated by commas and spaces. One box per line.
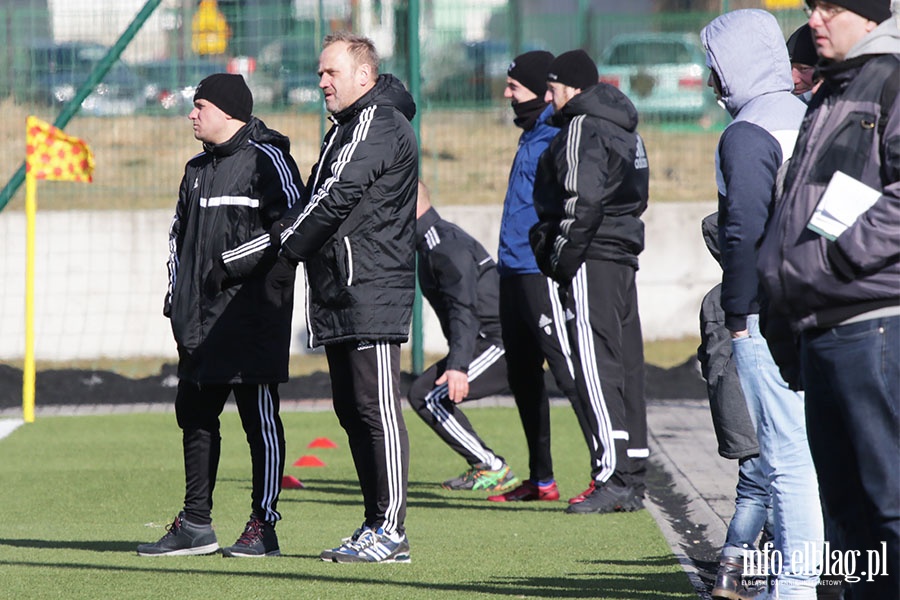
25, 116, 95, 183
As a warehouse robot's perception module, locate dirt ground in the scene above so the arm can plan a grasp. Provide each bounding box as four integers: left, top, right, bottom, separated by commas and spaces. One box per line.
0, 358, 706, 409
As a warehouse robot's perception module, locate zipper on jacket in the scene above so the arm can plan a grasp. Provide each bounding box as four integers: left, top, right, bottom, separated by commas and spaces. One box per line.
343, 236, 353, 286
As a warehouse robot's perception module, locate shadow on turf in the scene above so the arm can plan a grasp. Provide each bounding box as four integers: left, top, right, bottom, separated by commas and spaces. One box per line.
0, 539, 140, 552
0, 558, 695, 598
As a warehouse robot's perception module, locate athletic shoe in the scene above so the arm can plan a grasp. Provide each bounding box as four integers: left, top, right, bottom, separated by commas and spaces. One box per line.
221, 515, 281, 557
565, 482, 644, 514
487, 480, 560, 502
136, 511, 219, 557
568, 480, 596, 504
330, 527, 411, 564
442, 463, 519, 492
320, 523, 369, 561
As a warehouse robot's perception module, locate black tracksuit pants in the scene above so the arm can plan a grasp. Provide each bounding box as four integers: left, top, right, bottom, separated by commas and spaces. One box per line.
408, 338, 509, 469
176, 380, 285, 526
325, 340, 409, 536
499, 273, 581, 483
566, 260, 648, 489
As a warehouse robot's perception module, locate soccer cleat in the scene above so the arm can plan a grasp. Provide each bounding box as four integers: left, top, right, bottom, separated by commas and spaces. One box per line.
487, 480, 560, 502
330, 527, 411, 564
442, 463, 520, 492
221, 515, 281, 557
320, 523, 369, 561
136, 511, 219, 557
565, 482, 644, 514
568, 480, 596, 504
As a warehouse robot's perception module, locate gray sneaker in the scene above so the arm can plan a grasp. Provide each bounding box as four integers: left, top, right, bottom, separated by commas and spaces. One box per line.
221, 515, 281, 557
330, 527, 411, 564
136, 512, 219, 556
320, 523, 368, 561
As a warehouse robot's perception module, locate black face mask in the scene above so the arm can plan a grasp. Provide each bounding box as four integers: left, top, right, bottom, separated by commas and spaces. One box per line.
512, 97, 548, 130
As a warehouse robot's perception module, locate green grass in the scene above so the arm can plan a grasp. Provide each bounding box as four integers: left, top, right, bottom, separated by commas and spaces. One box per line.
0, 406, 696, 599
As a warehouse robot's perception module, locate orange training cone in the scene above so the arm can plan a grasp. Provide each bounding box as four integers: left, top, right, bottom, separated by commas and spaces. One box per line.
307, 437, 338, 449
293, 455, 326, 467
281, 475, 305, 489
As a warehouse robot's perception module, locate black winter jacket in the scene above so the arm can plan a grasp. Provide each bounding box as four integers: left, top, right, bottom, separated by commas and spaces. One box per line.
416, 207, 502, 372
166, 117, 304, 383
225, 74, 418, 347
530, 83, 650, 285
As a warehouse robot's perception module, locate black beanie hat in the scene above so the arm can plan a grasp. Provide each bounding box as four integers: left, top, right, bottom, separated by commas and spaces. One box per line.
787, 24, 818, 66
507, 50, 555, 97
547, 49, 598, 90
804, 0, 891, 23
193, 73, 253, 122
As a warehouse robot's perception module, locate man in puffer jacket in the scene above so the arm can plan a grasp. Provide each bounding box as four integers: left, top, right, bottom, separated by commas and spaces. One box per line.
702, 10, 825, 598
757, 3, 899, 598
139, 73, 304, 559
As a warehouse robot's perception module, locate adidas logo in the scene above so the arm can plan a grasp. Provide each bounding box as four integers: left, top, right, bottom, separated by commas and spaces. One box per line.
356, 341, 374, 352
193, 177, 199, 189
538, 314, 553, 336
565, 308, 576, 321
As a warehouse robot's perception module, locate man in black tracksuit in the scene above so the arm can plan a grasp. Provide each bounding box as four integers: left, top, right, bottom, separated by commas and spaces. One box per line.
408, 182, 519, 493
530, 50, 650, 514
219, 33, 417, 563
138, 74, 303, 558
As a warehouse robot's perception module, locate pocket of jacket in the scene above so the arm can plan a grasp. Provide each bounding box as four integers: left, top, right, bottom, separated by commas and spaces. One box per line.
808, 110, 877, 184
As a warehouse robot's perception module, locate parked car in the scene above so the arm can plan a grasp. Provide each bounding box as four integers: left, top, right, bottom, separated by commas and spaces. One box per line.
136, 57, 229, 112
23, 42, 149, 116
256, 38, 321, 108
596, 33, 714, 121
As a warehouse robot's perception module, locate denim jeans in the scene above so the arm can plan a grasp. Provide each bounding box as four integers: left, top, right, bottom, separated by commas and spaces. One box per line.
801, 315, 899, 600
733, 315, 823, 599
722, 454, 773, 560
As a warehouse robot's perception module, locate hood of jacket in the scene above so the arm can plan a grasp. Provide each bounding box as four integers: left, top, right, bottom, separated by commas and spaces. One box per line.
551, 82, 639, 132
331, 73, 416, 125
202, 116, 292, 157
701, 9, 795, 117
847, 15, 900, 59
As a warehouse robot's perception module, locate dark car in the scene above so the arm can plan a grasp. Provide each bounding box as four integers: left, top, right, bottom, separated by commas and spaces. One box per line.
136, 57, 229, 112
23, 41, 148, 116
256, 38, 321, 108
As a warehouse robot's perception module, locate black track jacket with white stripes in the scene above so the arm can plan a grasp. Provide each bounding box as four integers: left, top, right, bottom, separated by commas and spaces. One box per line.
222, 74, 418, 347
416, 207, 503, 373
530, 83, 650, 285
166, 117, 304, 383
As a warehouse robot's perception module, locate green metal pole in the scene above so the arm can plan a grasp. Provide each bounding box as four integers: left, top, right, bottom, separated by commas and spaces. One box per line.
577, 0, 589, 50
0, 0, 163, 213
317, 0, 325, 141
408, 0, 424, 375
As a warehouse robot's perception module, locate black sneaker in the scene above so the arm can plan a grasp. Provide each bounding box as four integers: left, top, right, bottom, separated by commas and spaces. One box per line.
565, 482, 644, 514
221, 515, 281, 557
136, 512, 219, 556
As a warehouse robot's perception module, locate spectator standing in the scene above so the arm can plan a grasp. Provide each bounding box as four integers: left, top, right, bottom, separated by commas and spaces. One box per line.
138, 73, 303, 558
698, 213, 772, 600
701, 9, 825, 598
529, 49, 650, 514
408, 181, 519, 493
757, 2, 899, 598
786, 24, 822, 101
219, 32, 418, 564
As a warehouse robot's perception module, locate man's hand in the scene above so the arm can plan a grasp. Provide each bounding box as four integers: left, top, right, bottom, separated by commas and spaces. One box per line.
730, 329, 749, 339
204, 257, 228, 297
436, 369, 469, 403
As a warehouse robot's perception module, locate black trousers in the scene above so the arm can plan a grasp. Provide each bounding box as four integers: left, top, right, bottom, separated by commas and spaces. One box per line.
176, 380, 285, 526
408, 338, 509, 468
566, 260, 647, 489
326, 341, 409, 536
499, 273, 581, 482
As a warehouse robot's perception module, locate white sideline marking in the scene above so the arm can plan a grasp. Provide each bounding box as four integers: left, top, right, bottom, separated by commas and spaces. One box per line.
0, 419, 25, 440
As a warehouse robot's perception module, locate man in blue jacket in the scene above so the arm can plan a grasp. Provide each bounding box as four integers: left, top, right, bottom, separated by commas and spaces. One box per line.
702, 9, 824, 598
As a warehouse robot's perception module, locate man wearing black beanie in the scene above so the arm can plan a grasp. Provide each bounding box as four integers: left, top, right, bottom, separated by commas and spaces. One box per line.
529, 49, 651, 515
488, 50, 588, 504
138, 73, 304, 558
758, 3, 900, 598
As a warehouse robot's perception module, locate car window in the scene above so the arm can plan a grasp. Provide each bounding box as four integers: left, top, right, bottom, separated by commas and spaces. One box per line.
607, 41, 694, 66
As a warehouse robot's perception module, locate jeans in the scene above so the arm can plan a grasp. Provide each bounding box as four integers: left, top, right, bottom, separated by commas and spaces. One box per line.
722, 454, 773, 560
801, 315, 899, 600
733, 315, 824, 599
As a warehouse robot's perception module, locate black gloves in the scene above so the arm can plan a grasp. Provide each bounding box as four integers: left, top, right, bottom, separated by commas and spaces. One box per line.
204, 257, 229, 297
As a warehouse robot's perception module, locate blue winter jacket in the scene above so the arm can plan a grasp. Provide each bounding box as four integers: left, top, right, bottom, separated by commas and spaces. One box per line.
701, 9, 807, 332
497, 103, 558, 277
